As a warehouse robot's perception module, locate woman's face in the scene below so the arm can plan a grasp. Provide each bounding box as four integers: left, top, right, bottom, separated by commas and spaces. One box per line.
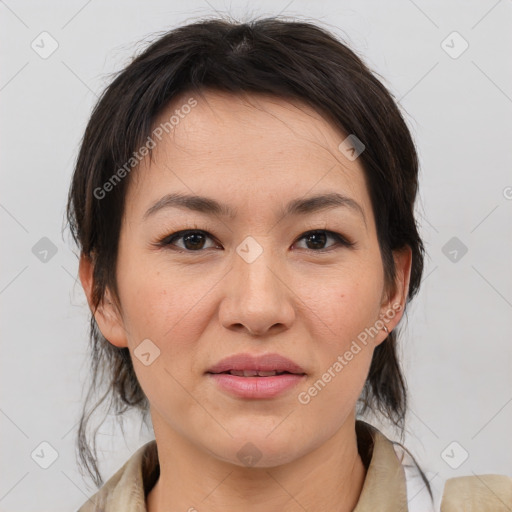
83, 90, 410, 467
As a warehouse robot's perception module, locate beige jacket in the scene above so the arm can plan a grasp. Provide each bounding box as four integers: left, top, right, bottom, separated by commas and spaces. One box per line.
77, 421, 512, 511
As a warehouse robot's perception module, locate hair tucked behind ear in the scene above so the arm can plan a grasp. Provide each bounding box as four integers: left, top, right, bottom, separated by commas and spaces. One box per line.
361, 331, 408, 427
66, 15, 425, 490
76, 316, 150, 487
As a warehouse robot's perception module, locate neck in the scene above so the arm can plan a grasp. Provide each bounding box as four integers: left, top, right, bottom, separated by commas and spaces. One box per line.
146, 412, 367, 512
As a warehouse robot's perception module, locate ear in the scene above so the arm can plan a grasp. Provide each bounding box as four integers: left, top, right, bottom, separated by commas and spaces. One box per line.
375, 245, 413, 345
78, 253, 129, 348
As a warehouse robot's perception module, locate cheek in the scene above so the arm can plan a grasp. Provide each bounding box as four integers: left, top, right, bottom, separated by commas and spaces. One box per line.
297, 263, 384, 342
117, 264, 215, 371
119, 274, 211, 413
296, 278, 380, 421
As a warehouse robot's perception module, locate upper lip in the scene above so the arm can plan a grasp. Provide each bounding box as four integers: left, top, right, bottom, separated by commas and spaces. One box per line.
206, 353, 306, 374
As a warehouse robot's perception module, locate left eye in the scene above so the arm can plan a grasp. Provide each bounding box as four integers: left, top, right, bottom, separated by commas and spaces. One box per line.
158, 229, 353, 252
294, 230, 354, 251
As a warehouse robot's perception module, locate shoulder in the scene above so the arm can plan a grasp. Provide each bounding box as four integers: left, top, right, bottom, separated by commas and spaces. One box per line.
441, 474, 512, 511
392, 439, 512, 511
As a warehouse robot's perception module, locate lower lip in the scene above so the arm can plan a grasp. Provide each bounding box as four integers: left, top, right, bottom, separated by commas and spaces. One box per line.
207, 373, 306, 399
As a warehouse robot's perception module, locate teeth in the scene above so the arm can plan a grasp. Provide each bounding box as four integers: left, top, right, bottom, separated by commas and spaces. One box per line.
229, 370, 252, 376
227, 370, 285, 377
257, 370, 278, 377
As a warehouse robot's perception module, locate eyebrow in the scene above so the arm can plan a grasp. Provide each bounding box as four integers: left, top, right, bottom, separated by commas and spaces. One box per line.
143, 191, 366, 226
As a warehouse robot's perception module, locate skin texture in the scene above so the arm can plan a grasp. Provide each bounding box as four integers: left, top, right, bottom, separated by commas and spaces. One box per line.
79, 90, 412, 512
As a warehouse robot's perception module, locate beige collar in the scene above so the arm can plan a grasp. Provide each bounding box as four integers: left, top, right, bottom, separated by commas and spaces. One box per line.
353, 420, 408, 511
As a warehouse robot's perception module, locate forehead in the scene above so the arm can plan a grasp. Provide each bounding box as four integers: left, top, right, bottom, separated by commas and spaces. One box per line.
125, 90, 373, 225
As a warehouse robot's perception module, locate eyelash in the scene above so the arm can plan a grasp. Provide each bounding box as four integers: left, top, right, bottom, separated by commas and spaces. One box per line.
155, 227, 355, 253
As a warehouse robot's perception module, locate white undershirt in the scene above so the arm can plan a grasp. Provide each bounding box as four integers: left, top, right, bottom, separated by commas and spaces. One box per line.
393, 444, 446, 511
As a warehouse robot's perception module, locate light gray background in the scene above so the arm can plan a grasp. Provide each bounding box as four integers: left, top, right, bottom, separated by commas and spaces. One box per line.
1, 0, 511, 510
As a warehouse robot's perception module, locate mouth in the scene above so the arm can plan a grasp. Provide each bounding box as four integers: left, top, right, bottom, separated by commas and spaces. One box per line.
205, 353, 307, 399
206, 352, 307, 376
208, 370, 303, 377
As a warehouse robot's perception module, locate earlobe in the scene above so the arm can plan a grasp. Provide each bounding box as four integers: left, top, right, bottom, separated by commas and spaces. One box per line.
378, 245, 413, 338
393, 245, 413, 311
78, 253, 129, 348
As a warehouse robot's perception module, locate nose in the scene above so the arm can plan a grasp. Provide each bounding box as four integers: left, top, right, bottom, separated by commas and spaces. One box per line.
218, 244, 295, 337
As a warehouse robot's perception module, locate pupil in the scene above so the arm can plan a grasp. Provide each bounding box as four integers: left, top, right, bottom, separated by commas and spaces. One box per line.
184, 232, 205, 250
306, 232, 326, 249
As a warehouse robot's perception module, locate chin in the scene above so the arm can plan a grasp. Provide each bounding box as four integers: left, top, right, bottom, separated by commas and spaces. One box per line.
204, 431, 308, 469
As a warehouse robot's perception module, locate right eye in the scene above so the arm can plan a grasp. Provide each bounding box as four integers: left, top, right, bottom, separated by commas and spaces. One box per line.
159, 229, 220, 252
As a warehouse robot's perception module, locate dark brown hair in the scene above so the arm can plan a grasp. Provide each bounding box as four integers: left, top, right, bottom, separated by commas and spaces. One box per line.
66, 15, 427, 494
